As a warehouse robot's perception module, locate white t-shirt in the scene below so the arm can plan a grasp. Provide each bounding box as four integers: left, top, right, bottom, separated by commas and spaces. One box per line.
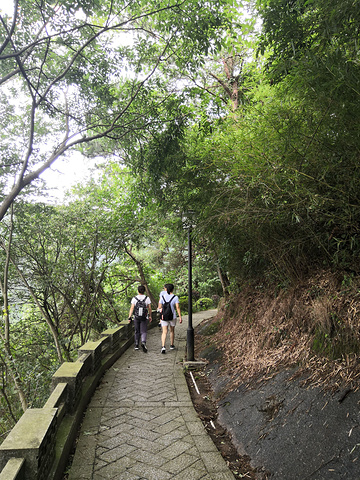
131, 294, 151, 306
159, 292, 179, 320
131, 295, 151, 318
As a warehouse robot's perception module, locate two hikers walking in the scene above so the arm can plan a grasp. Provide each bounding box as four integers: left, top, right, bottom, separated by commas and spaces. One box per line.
128, 283, 182, 354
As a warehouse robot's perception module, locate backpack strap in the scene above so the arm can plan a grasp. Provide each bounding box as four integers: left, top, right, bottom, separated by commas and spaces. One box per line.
135, 295, 148, 302
161, 294, 175, 304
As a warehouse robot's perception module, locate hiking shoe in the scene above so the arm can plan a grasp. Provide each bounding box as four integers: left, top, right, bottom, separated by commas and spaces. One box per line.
161, 347, 166, 354
141, 343, 148, 353
134, 344, 139, 350
170, 345, 175, 350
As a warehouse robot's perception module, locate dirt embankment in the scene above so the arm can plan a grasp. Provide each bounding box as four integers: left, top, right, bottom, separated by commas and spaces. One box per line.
194, 270, 360, 479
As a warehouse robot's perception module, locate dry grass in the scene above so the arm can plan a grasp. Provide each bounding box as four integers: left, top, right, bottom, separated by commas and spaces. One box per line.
197, 270, 360, 395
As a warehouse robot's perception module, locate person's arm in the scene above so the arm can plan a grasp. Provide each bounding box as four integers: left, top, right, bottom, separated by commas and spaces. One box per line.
175, 302, 182, 324
147, 299, 153, 322
128, 303, 134, 322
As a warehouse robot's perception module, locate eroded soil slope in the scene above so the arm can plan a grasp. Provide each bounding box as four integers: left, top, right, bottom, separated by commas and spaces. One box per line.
193, 269, 360, 479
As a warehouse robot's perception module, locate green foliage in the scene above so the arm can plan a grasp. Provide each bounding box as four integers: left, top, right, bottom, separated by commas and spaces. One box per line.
0, 0, 235, 223
195, 298, 214, 310
178, 296, 190, 314
257, 0, 360, 83
311, 327, 360, 361
145, 50, 360, 281
0, 315, 62, 437
2, 0, 360, 438
10, 318, 61, 407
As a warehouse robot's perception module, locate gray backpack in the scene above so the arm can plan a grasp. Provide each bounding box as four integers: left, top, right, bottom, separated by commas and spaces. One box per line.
134, 296, 148, 319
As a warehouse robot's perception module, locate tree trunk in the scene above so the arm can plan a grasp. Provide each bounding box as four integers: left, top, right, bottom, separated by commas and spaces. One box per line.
124, 246, 157, 306
217, 264, 230, 298
0, 208, 28, 412
10, 261, 64, 363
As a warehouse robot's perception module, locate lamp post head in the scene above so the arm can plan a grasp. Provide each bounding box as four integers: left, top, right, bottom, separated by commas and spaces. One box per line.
182, 209, 196, 229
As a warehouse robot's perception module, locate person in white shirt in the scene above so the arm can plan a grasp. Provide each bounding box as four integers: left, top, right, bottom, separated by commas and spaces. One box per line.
128, 285, 152, 352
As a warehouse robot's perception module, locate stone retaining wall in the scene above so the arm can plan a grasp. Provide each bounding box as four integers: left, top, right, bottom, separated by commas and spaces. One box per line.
0, 316, 156, 480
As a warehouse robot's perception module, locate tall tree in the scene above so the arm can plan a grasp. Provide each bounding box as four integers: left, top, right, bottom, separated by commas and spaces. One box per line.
0, 0, 233, 222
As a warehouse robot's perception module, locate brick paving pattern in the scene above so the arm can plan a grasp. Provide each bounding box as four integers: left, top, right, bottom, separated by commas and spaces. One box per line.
68, 310, 235, 480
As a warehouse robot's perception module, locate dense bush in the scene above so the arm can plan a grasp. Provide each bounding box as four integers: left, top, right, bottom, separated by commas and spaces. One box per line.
195, 298, 213, 311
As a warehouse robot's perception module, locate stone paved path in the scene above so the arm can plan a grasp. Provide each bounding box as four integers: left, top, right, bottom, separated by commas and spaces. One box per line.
68, 310, 235, 480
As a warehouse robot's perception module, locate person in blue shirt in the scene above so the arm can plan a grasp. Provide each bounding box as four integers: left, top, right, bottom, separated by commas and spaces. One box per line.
158, 283, 182, 354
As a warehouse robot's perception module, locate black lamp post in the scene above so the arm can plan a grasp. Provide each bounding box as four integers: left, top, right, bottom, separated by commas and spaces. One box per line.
183, 210, 195, 361
187, 223, 194, 361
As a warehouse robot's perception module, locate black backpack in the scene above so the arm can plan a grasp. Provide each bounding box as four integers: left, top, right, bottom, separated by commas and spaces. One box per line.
133, 296, 148, 319
161, 295, 175, 321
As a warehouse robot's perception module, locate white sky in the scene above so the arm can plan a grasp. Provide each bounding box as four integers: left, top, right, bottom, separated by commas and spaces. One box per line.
0, 0, 101, 200
0, 0, 13, 15
39, 154, 98, 200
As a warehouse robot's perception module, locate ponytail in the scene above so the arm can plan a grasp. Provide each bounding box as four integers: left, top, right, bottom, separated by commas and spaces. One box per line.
165, 283, 174, 294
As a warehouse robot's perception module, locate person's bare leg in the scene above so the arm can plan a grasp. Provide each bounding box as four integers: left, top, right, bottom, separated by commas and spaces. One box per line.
161, 325, 168, 348
170, 326, 175, 346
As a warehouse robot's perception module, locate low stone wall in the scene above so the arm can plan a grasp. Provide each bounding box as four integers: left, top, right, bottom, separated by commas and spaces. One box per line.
0, 316, 156, 480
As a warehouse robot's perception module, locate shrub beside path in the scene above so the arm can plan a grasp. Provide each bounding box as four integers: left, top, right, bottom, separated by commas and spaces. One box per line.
68, 309, 235, 480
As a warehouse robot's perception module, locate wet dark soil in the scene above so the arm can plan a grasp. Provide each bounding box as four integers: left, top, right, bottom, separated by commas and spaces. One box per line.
185, 368, 259, 479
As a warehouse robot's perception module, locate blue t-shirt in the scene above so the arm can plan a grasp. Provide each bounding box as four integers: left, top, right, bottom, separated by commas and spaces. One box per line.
159, 292, 179, 320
